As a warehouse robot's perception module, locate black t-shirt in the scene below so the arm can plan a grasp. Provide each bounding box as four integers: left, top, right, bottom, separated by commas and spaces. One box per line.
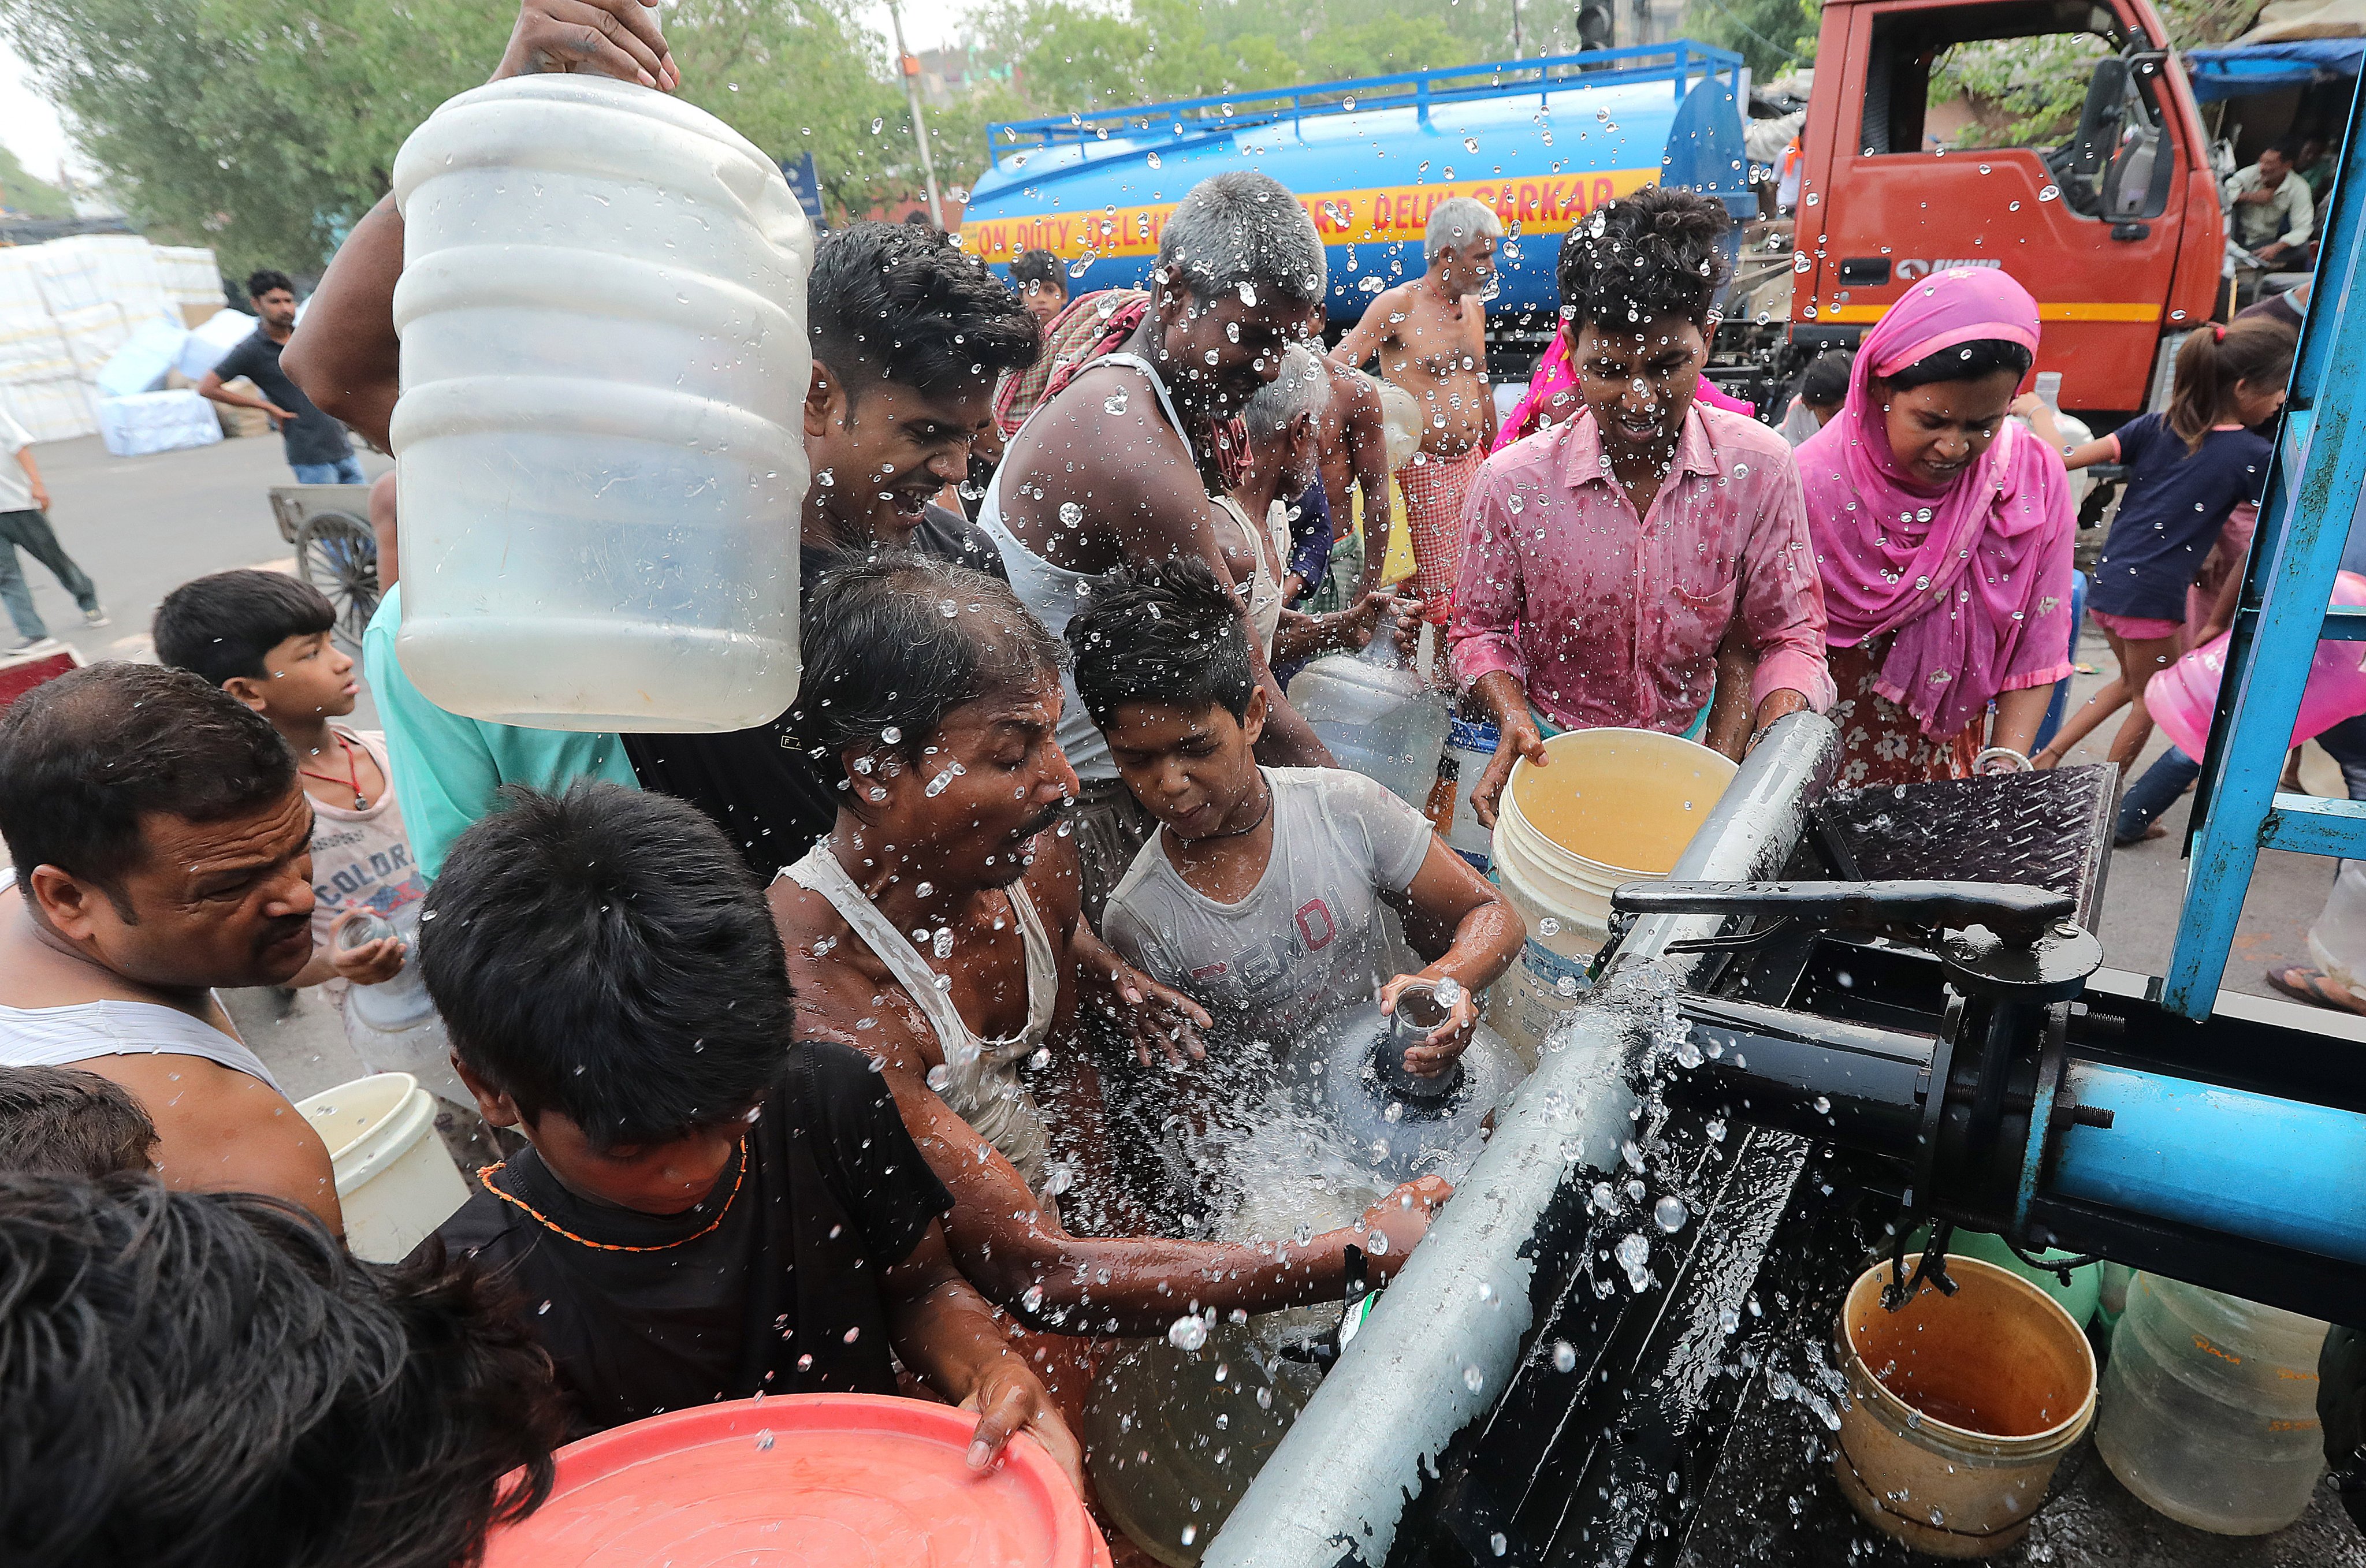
432, 1042, 953, 1436
2089, 412, 2272, 622
211, 326, 355, 466
623, 505, 1006, 880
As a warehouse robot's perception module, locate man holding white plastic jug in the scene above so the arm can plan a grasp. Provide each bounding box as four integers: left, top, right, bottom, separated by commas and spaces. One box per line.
285, 6, 1037, 882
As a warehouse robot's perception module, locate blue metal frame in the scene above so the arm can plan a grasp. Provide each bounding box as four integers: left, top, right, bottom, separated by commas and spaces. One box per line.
983, 42, 1745, 168
2163, 69, 2366, 1016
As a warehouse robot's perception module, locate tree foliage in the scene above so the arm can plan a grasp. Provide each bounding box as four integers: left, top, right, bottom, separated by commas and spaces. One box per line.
0, 144, 73, 218
1929, 0, 2256, 150
0, 0, 907, 275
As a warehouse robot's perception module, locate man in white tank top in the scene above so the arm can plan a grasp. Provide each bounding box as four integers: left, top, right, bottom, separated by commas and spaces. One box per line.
769, 556, 1444, 1424
976, 171, 1344, 922
0, 664, 339, 1230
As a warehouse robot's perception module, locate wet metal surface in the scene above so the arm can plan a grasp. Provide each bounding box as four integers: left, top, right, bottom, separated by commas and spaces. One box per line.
1680, 1335, 2366, 1568
1818, 767, 2116, 928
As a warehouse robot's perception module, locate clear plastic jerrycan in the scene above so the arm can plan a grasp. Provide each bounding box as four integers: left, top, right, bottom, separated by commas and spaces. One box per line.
1285, 605, 1451, 809
389, 74, 814, 732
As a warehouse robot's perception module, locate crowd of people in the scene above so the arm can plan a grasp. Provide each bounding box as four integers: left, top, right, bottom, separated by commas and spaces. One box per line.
0, 0, 2317, 1559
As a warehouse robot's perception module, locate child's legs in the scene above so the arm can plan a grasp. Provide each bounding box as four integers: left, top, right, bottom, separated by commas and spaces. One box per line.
2103, 632, 2184, 769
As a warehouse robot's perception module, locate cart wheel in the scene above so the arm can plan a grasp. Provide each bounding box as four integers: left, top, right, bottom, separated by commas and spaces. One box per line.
296, 512, 381, 654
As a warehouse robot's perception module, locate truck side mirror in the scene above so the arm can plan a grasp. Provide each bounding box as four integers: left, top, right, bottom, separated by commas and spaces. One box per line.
2065, 57, 2131, 183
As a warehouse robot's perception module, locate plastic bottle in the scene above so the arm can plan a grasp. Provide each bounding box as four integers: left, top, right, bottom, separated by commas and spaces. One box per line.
336, 908, 468, 1109
389, 74, 815, 732
2093, 1271, 2329, 1534
1441, 710, 1500, 874
1285, 605, 1450, 809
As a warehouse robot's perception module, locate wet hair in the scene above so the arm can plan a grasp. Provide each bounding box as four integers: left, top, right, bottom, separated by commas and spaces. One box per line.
808, 222, 1041, 404
1009, 249, 1066, 293
1881, 337, 2035, 391
1798, 349, 1854, 408
421, 782, 794, 1148
1557, 185, 1732, 333
2169, 318, 2296, 453
0, 1172, 562, 1568
1157, 171, 1327, 308
1067, 556, 1257, 726
1241, 342, 1327, 446
246, 268, 295, 300
0, 662, 296, 894
153, 569, 337, 687
1426, 195, 1504, 260
791, 552, 1067, 770
0, 1067, 157, 1178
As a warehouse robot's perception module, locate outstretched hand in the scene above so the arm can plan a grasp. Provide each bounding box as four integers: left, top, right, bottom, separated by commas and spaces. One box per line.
1471, 710, 1547, 828
960, 1352, 1088, 1500
1353, 1175, 1454, 1277
1103, 958, 1214, 1068
496, 0, 678, 90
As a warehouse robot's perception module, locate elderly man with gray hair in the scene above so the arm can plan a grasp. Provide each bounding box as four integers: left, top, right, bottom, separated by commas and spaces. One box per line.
977, 170, 1340, 922
1331, 193, 1504, 605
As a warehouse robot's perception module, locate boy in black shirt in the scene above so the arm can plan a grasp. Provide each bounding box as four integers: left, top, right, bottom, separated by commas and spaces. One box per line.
419, 780, 1081, 1489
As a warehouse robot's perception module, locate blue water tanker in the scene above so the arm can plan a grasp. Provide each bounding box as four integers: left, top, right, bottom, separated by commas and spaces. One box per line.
959, 42, 1753, 330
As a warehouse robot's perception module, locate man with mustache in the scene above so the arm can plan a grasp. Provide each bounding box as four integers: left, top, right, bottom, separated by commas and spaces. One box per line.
0, 664, 340, 1230
767, 555, 1445, 1429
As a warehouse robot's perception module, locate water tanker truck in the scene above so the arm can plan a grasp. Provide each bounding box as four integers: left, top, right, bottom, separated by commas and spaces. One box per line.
962, 7, 2227, 426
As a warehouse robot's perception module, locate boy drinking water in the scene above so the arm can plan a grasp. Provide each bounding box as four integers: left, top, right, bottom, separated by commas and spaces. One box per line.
1069, 557, 1524, 1073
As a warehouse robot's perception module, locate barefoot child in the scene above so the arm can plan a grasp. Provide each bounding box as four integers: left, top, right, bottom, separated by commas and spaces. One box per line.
2033, 320, 2296, 770
1070, 556, 1524, 1073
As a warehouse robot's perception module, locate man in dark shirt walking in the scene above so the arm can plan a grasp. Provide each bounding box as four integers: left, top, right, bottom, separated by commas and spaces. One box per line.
200, 270, 364, 485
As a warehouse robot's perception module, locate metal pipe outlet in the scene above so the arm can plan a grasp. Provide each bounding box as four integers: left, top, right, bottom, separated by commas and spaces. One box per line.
1205, 713, 1840, 1568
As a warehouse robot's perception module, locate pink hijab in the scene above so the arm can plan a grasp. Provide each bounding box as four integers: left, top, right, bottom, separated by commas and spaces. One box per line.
1798, 268, 2073, 738
1493, 329, 1755, 452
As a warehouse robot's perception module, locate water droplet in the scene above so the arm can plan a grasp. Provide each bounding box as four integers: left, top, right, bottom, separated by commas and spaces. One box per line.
926, 1064, 951, 1092
1146, 151, 1162, 168
1538, 915, 1560, 936
1813, 1095, 1832, 1115
2038, 184, 2061, 202
1067, 255, 1092, 278
1167, 1313, 1210, 1351
1654, 1195, 1688, 1232
1181, 1525, 1198, 1546
1238, 281, 1258, 307
880, 725, 901, 744
1365, 1228, 1390, 1256
1552, 1339, 1578, 1373
757, 1428, 775, 1450
1463, 1364, 1485, 1392
1044, 1162, 1074, 1195
1463, 137, 1479, 152
1104, 392, 1130, 415
1490, 1530, 1509, 1555
871, 117, 885, 133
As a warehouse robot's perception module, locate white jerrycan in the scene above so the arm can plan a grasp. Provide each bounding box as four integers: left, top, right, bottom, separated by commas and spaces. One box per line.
390, 73, 813, 732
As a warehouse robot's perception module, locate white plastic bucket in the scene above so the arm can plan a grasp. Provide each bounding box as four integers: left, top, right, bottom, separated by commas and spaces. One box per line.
297, 1072, 472, 1263
1485, 728, 1736, 1064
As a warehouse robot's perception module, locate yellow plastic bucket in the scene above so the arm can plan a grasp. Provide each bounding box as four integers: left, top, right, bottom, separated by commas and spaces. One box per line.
1484, 728, 1735, 1064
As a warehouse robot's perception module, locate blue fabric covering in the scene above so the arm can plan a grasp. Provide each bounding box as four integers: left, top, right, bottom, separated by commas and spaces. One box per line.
2183, 40, 2366, 102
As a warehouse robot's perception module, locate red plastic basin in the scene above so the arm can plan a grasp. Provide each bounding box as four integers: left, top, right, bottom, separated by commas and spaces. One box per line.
482, 1392, 1110, 1568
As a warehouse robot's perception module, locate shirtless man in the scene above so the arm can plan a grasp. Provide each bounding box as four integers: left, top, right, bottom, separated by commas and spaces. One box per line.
768, 556, 1444, 1413
976, 170, 1337, 921
1331, 195, 1502, 603
1315, 356, 1397, 595
0, 664, 338, 1228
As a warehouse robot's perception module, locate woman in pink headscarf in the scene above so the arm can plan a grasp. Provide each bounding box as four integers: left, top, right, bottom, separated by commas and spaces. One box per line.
1797, 268, 2077, 787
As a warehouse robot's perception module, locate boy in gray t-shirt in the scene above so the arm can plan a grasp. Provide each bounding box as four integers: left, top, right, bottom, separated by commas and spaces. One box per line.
1066, 558, 1523, 1080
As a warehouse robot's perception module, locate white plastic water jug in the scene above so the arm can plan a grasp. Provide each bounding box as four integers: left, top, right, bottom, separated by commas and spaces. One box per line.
390, 74, 814, 732
1285, 607, 1450, 809
2094, 1272, 2329, 1535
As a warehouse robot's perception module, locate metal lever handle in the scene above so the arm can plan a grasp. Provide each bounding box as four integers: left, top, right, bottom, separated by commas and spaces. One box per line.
1609, 880, 2075, 945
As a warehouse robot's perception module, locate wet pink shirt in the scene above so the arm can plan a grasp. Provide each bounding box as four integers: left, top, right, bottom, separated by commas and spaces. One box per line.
1449, 402, 1836, 733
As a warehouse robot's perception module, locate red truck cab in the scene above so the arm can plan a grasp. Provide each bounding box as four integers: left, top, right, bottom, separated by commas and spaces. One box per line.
1791, 0, 2223, 421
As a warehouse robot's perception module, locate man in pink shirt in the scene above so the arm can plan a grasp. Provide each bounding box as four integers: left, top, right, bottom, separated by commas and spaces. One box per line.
1452, 188, 1834, 825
